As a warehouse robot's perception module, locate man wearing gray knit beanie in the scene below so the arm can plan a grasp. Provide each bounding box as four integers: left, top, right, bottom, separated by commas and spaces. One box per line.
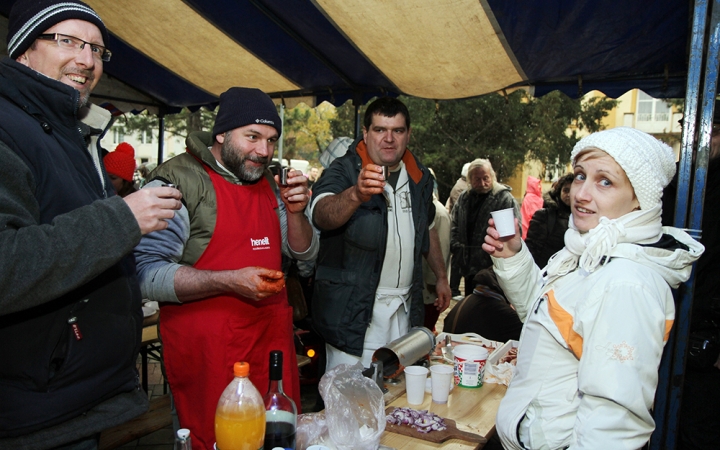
133, 87, 319, 448
0, 0, 183, 448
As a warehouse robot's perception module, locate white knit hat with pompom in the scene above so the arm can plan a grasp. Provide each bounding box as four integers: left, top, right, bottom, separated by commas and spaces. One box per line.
570, 127, 676, 210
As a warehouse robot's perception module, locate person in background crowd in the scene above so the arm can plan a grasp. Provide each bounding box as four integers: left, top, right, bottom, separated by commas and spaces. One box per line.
485, 127, 703, 449
447, 162, 470, 300
310, 97, 451, 370
443, 268, 522, 342
663, 102, 720, 450
135, 162, 157, 189
0, 1, 181, 448
451, 158, 520, 297
423, 170, 452, 331
520, 175, 543, 239
525, 173, 574, 267
446, 162, 470, 213
307, 166, 320, 189
134, 87, 318, 449
104, 142, 138, 197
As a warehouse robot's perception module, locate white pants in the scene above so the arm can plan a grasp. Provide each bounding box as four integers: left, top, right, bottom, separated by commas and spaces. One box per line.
326, 286, 411, 370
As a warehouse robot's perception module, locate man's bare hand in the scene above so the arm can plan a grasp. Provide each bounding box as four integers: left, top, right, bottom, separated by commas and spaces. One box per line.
434, 277, 452, 312
352, 164, 385, 203
226, 266, 286, 301
124, 186, 182, 235
276, 169, 309, 214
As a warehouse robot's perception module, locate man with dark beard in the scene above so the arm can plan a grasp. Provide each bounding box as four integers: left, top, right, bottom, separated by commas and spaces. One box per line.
133, 87, 318, 449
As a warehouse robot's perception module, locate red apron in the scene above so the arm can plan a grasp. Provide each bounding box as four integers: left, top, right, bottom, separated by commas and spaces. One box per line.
159, 164, 300, 450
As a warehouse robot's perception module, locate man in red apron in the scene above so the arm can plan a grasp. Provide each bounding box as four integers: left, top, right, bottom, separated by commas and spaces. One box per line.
134, 87, 318, 449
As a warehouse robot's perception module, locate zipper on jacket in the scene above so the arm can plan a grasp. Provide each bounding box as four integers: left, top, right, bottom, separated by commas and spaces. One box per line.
68, 316, 83, 341
534, 295, 547, 314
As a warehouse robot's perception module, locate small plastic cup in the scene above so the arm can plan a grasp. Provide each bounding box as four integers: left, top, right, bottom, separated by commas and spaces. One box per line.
491, 208, 516, 237
430, 365, 454, 403
404, 366, 429, 405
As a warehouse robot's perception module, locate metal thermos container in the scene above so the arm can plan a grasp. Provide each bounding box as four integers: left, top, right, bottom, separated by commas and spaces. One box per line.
371, 327, 435, 379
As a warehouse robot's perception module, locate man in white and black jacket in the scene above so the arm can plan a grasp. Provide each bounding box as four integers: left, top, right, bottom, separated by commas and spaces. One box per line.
0, 1, 181, 448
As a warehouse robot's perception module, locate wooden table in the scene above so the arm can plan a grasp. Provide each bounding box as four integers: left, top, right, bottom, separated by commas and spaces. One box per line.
380, 373, 507, 449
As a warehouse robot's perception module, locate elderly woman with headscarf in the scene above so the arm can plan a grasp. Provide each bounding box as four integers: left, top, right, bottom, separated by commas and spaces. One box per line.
483, 127, 705, 449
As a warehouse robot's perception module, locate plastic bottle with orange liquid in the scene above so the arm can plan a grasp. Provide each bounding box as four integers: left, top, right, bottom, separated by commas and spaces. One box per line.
215, 362, 266, 450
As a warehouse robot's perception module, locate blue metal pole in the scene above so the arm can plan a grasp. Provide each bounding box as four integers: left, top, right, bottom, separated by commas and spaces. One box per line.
654, 1, 720, 448
664, 2, 720, 445
651, 1, 709, 448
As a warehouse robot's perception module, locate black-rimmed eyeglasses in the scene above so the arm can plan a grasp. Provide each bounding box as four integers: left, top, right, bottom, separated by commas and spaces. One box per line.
36, 33, 112, 62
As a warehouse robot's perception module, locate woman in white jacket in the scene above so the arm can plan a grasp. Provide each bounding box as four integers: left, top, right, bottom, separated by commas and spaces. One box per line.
483, 127, 704, 449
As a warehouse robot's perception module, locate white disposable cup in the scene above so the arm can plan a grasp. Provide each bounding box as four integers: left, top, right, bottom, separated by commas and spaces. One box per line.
491, 208, 516, 237
404, 366, 429, 405
430, 365, 454, 403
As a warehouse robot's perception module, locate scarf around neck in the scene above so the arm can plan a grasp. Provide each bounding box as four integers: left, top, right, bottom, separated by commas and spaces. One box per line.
544, 204, 664, 283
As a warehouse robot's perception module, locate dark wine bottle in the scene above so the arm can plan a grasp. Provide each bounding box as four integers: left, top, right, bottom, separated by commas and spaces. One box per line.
263, 350, 297, 450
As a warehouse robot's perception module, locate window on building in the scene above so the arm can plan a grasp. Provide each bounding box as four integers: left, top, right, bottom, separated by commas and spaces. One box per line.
140, 130, 153, 144
637, 91, 671, 122
113, 127, 125, 144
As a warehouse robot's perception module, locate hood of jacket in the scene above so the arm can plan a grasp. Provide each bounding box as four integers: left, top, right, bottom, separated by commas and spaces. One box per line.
526, 176, 542, 196
0, 58, 82, 130
186, 131, 224, 171
615, 227, 704, 289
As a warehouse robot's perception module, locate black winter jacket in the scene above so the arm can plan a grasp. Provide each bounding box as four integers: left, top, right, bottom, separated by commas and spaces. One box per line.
450, 183, 519, 276
0, 58, 146, 448
310, 138, 434, 356
525, 194, 571, 268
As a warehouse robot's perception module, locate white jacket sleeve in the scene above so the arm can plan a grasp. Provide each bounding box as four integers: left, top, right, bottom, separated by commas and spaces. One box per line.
491, 241, 543, 321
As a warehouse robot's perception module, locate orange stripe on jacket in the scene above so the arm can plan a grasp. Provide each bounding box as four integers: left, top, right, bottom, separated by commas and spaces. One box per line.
546, 290, 584, 359
664, 320, 674, 342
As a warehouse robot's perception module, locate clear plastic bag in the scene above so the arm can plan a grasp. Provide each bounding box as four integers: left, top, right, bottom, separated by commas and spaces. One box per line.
296, 411, 327, 450
317, 362, 386, 450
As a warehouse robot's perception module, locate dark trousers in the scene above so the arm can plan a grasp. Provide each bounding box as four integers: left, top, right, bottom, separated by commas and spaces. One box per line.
450, 255, 462, 296
463, 272, 476, 297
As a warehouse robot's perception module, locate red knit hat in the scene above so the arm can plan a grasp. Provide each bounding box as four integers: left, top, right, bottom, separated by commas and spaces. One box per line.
104, 142, 136, 182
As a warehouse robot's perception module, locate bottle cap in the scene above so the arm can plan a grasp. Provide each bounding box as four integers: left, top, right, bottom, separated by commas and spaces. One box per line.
233, 361, 249, 377
177, 428, 190, 439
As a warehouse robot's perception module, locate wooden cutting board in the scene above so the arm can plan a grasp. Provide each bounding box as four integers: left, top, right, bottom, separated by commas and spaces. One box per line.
384, 407, 486, 445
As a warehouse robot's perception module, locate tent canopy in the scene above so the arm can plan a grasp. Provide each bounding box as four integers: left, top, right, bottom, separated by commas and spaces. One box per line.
0, 0, 690, 113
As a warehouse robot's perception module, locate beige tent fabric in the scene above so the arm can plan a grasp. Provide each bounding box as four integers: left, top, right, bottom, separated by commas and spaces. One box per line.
88, 0, 299, 97
315, 0, 526, 99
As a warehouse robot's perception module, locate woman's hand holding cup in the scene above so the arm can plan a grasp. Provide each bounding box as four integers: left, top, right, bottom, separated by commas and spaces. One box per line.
482, 217, 522, 259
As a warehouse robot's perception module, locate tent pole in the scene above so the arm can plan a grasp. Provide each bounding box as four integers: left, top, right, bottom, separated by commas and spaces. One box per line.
665, 0, 720, 448
278, 102, 285, 164
354, 93, 361, 139
157, 112, 165, 164
652, 0, 719, 447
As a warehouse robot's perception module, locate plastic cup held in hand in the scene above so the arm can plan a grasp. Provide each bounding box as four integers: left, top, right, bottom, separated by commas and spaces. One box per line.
404, 366, 429, 405
430, 365, 454, 403
491, 208, 515, 237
